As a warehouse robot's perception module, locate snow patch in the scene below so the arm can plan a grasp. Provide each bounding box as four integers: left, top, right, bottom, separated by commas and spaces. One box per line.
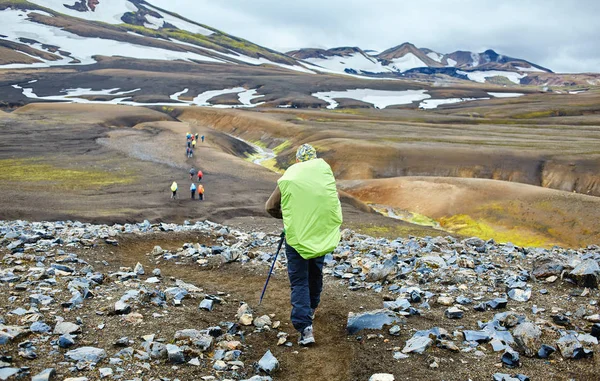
419, 97, 489, 109
458, 70, 526, 84
311, 89, 431, 110
12, 84, 144, 104
27, 0, 137, 24
569, 90, 587, 94
487, 92, 525, 98
387, 53, 428, 72
191, 87, 264, 108
426, 52, 442, 63
304, 52, 391, 75
470, 52, 480, 67
0, 9, 224, 68
143, 4, 213, 36
170, 88, 189, 100
446, 58, 457, 67
515, 66, 545, 73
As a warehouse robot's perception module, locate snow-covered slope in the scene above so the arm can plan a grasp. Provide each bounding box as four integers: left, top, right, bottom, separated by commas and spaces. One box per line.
0, 0, 553, 85
0, 0, 308, 72
289, 43, 552, 83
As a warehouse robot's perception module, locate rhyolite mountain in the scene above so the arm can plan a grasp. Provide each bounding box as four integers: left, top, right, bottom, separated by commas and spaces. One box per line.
288, 42, 552, 76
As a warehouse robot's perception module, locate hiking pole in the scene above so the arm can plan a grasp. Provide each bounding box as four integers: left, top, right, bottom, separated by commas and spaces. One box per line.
259, 231, 285, 305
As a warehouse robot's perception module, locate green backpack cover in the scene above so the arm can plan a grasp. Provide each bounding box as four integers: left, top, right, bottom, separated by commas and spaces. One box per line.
278, 158, 343, 259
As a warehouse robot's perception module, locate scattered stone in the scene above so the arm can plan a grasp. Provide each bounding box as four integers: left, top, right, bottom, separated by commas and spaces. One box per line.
0, 368, 22, 380
532, 259, 564, 278
487, 298, 508, 310
114, 300, 131, 315
30, 321, 51, 333
537, 344, 556, 359
591, 323, 600, 339
213, 360, 228, 371
166, 344, 185, 364
369, 374, 395, 381
501, 348, 520, 368
557, 334, 583, 359
567, 260, 600, 288
402, 335, 432, 354
347, 310, 404, 335
508, 289, 532, 302
65, 347, 107, 363
31, 368, 56, 381
53, 322, 80, 335
134, 262, 144, 275
513, 322, 541, 357
99, 368, 113, 378
493, 374, 530, 381
437, 296, 454, 306
257, 350, 279, 374
199, 299, 214, 311
444, 307, 463, 319
254, 315, 272, 328
58, 334, 75, 348
389, 325, 401, 336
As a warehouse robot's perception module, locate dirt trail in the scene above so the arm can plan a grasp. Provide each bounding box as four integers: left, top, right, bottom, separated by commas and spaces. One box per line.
90, 233, 371, 381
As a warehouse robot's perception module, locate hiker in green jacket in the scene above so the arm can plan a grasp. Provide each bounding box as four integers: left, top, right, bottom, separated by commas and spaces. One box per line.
265, 144, 343, 346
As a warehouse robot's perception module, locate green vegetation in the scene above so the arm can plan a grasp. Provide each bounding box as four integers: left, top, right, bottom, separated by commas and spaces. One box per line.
0, 158, 135, 191
272, 140, 291, 155
117, 21, 295, 65
260, 158, 284, 174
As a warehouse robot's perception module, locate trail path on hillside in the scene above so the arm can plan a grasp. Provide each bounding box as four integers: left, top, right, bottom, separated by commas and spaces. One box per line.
0, 103, 439, 237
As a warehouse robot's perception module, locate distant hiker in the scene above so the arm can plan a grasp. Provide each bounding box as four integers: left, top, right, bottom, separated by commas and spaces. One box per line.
265, 144, 342, 346
201, 135, 205, 143
190, 183, 197, 199
186, 147, 191, 157
197, 184, 204, 200
188, 148, 193, 158
186, 132, 192, 140
187, 140, 191, 148
195, 133, 199, 141
189, 167, 196, 180
170, 181, 178, 199
192, 139, 197, 148
197, 170, 203, 182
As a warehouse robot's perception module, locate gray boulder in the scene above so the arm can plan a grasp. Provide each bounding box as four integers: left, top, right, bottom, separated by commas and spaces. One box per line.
166, 344, 185, 364
32, 368, 56, 381
257, 350, 279, 374
65, 347, 107, 363
513, 322, 542, 357
53, 322, 80, 335
567, 260, 600, 288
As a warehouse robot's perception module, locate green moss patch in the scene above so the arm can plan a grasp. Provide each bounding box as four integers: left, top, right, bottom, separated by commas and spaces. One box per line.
0, 158, 136, 191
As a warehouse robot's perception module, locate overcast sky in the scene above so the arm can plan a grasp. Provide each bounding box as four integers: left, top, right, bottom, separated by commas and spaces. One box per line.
153, 0, 600, 73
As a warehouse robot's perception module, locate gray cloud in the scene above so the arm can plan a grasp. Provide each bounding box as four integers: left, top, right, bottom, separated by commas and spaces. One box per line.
152, 0, 600, 73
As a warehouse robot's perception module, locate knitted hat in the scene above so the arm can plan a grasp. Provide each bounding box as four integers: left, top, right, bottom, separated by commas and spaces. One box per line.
296, 144, 317, 162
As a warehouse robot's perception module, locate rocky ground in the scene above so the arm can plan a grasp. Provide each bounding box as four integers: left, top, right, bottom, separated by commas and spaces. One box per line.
0, 219, 599, 380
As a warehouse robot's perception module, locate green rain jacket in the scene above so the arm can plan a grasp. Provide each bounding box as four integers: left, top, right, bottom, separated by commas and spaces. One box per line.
277, 158, 343, 259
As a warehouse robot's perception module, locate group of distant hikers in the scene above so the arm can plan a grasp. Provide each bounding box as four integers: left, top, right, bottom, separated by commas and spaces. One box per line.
185, 132, 204, 158
170, 132, 205, 200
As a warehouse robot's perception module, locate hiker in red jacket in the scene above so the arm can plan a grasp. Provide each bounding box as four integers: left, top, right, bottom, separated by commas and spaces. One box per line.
197, 170, 203, 182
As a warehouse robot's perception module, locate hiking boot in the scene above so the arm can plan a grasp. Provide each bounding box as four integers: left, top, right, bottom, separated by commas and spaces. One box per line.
298, 325, 315, 346
309, 308, 316, 320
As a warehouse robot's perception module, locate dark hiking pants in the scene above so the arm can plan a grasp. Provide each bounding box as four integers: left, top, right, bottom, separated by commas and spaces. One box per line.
286, 243, 324, 332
